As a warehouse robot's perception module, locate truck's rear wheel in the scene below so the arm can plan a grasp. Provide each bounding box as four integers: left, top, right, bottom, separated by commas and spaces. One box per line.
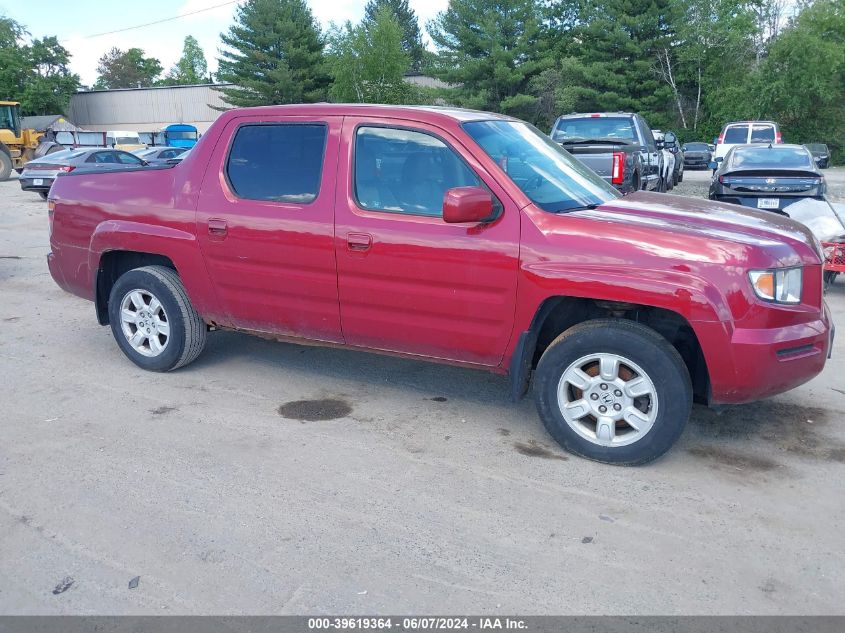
534, 319, 692, 465
108, 265, 207, 371
0, 151, 12, 182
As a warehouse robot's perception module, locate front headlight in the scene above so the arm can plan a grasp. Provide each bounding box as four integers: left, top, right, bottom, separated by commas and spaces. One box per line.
749, 268, 802, 304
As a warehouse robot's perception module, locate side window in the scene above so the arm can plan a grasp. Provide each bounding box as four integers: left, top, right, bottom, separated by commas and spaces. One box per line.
638, 117, 656, 148
226, 123, 327, 203
116, 152, 142, 164
354, 126, 480, 217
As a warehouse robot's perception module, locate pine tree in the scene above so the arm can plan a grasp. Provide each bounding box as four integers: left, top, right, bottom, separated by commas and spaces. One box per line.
164, 36, 208, 85
216, 0, 329, 107
557, 0, 675, 127
427, 0, 543, 116
363, 0, 425, 71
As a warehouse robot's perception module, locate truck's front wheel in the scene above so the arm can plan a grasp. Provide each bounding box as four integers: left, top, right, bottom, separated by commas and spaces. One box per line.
0, 151, 12, 182
108, 265, 207, 371
534, 319, 692, 465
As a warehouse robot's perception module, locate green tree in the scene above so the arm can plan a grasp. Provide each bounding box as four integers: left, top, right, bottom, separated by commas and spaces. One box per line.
94, 47, 163, 89
328, 7, 413, 103
163, 35, 209, 85
758, 0, 845, 161
0, 17, 79, 115
427, 0, 543, 117
648, 0, 758, 134
363, 0, 425, 71
0, 16, 30, 102
20, 36, 80, 115
216, 0, 329, 107
555, 0, 675, 128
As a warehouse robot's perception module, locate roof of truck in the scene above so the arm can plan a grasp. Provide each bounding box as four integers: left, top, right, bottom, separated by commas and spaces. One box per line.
220, 103, 516, 124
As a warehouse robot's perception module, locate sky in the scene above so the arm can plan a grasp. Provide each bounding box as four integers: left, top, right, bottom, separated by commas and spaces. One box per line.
0, 0, 449, 86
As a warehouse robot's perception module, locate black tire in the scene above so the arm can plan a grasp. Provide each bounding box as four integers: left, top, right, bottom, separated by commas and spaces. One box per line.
824, 271, 838, 292
38, 191, 48, 200
108, 265, 207, 371
677, 167, 684, 182
534, 319, 692, 465
0, 151, 12, 182
657, 175, 667, 193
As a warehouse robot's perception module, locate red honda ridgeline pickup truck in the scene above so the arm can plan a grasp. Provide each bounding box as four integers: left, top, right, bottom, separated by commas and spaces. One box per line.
47, 105, 833, 465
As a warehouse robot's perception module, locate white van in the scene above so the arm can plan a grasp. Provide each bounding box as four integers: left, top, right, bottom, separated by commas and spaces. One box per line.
106, 131, 145, 152
714, 121, 781, 160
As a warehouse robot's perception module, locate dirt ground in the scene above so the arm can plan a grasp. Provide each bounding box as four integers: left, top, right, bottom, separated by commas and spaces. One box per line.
1, 176, 844, 615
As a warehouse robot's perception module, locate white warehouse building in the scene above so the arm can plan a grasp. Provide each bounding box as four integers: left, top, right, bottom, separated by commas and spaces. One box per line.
68, 84, 230, 134
66, 76, 453, 134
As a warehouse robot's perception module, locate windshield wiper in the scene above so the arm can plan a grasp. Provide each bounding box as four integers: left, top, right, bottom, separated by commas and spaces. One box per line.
557, 203, 601, 213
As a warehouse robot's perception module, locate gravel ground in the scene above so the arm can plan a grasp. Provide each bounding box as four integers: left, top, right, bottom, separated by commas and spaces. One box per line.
1, 175, 844, 615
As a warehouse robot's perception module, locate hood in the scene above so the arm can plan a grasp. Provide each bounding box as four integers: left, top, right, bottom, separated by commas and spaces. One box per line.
570, 191, 823, 266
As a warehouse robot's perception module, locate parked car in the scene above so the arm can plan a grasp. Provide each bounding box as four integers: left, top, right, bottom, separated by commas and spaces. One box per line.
165, 148, 191, 165
683, 142, 713, 169
550, 112, 665, 193
132, 146, 189, 166
714, 121, 782, 161
46, 104, 832, 465
106, 130, 146, 152
19, 148, 148, 199
653, 130, 684, 186
708, 144, 825, 214
804, 143, 831, 169
653, 131, 675, 191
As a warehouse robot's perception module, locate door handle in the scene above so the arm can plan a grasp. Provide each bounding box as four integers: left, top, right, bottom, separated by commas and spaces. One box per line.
208, 218, 228, 239
347, 232, 372, 252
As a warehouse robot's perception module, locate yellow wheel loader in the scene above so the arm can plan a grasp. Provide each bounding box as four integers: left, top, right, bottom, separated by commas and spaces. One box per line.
0, 101, 46, 181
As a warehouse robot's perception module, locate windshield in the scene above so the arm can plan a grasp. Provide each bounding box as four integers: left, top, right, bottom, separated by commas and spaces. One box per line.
684, 143, 710, 151
550, 117, 637, 143
464, 120, 621, 213
805, 144, 827, 153
730, 147, 813, 169
167, 131, 197, 140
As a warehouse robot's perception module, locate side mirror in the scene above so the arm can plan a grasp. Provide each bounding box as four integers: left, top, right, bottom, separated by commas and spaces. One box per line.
708, 161, 718, 170
443, 186, 494, 224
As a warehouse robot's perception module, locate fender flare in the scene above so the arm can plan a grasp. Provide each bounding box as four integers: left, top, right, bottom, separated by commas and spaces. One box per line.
507, 265, 732, 401
88, 220, 217, 322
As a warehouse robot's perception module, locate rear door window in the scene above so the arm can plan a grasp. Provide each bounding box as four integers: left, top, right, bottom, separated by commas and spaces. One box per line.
354, 126, 480, 217
750, 124, 776, 143
226, 123, 327, 203
116, 152, 143, 164
723, 125, 749, 144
